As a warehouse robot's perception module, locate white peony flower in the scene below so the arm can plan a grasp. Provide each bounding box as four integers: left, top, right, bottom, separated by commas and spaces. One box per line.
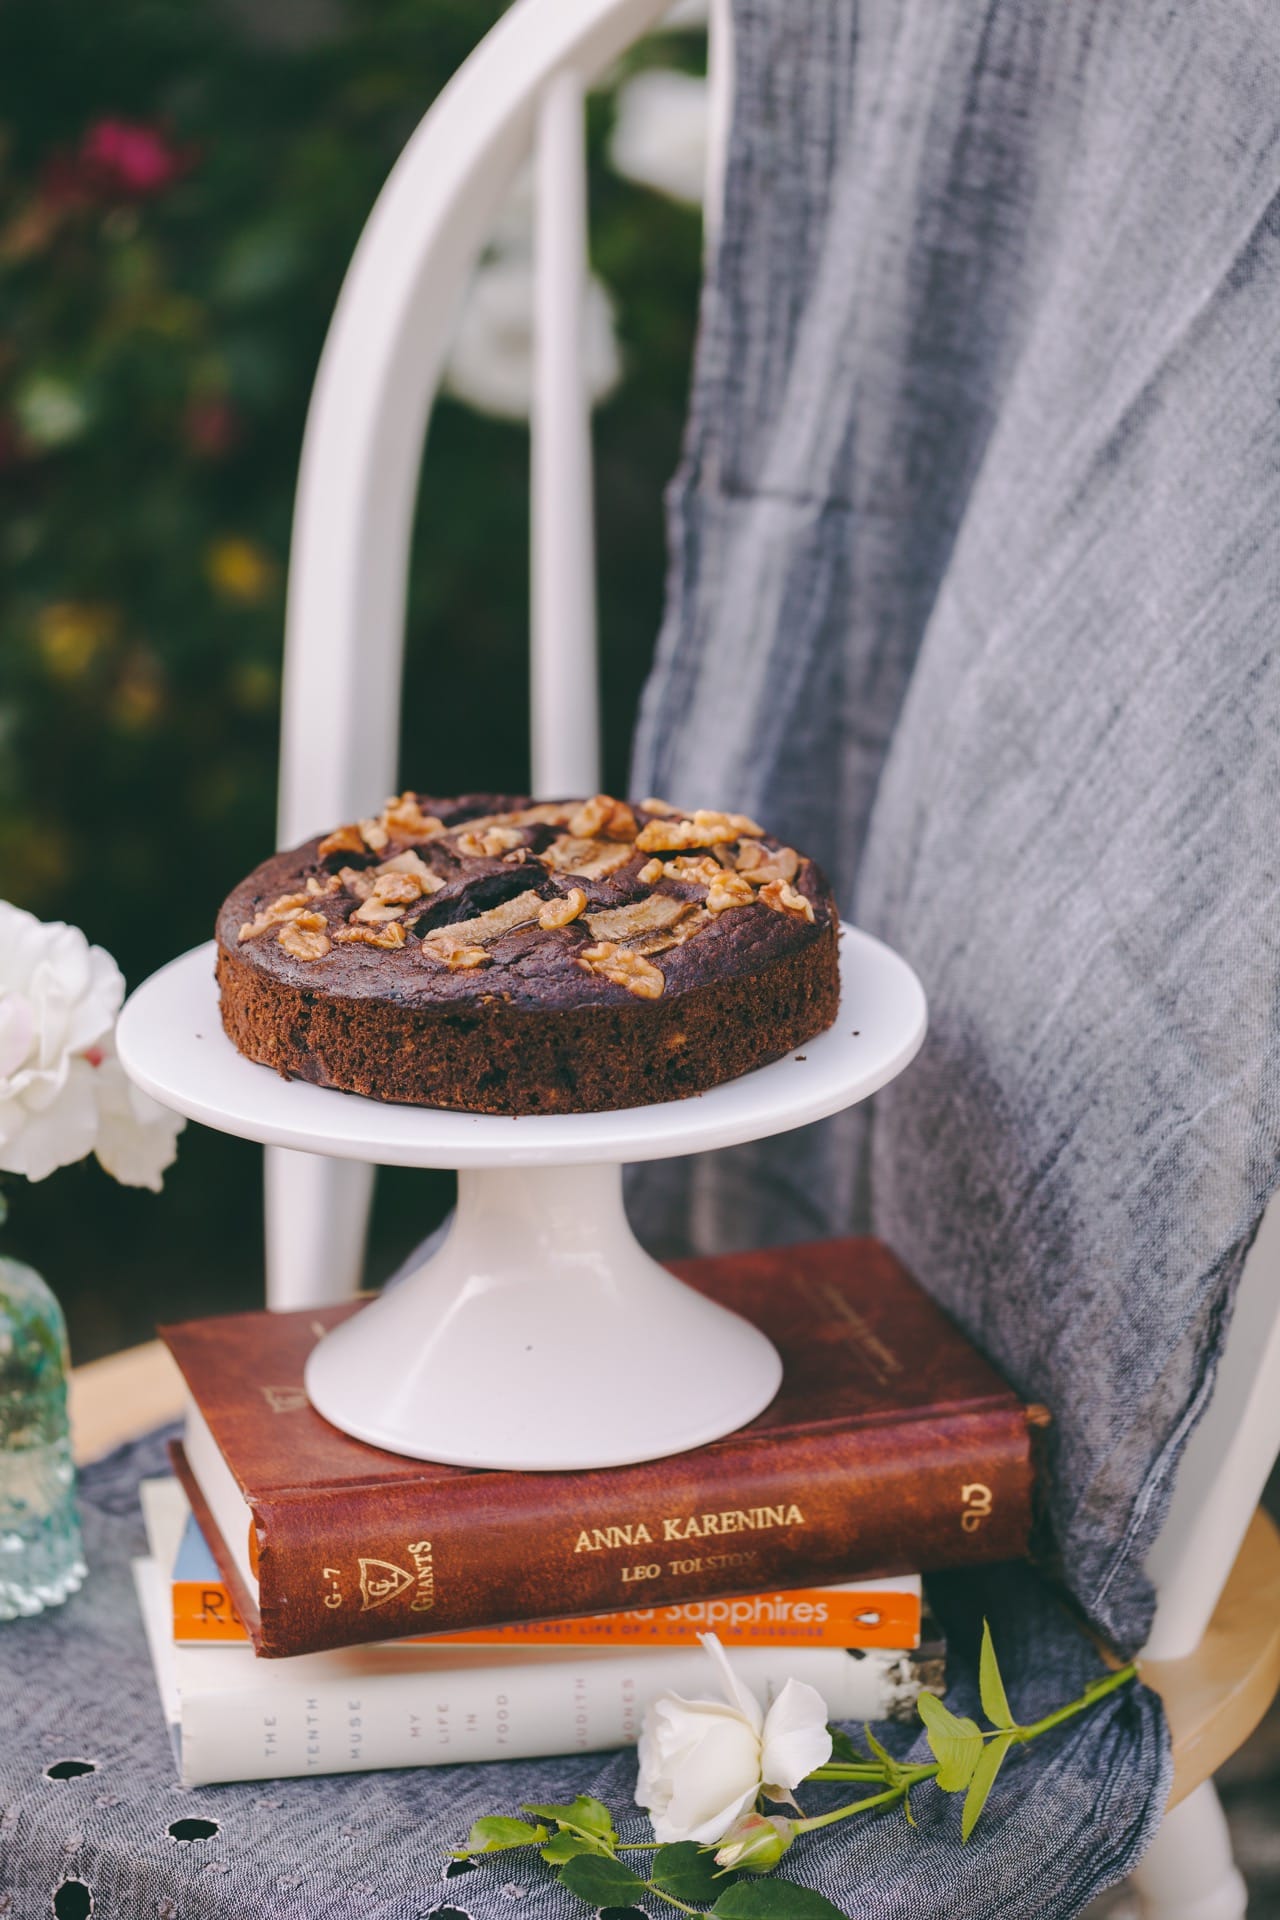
608, 69, 709, 208
89, 1036, 184, 1193
635, 1632, 832, 1845
443, 254, 622, 422
0, 903, 124, 1181
0, 900, 183, 1187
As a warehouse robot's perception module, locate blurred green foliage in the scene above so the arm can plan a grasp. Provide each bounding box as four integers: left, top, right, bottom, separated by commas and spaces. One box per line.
0, 0, 703, 1356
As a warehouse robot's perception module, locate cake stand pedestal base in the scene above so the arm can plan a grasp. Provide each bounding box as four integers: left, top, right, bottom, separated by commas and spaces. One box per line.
303, 1162, 783, 1470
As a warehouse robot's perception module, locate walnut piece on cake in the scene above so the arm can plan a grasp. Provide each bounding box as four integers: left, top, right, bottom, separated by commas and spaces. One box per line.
577, 942, 666, 999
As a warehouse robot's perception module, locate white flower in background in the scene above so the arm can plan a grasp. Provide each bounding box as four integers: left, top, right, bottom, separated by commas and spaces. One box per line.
635, 1632, 832, 1844
443, 254, 622, 423
0, 901, 183, 1187
488, 161, 536, 260
663, 0, 710, 27
12, 372, 92, 451
608, 68, 709, 208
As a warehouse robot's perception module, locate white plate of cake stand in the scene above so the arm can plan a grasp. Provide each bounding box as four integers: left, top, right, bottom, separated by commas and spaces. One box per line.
117, 926, 925, 1472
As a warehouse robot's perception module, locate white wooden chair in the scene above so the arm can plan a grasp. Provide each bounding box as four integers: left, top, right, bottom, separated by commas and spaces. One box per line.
259, 1, 1280, 1912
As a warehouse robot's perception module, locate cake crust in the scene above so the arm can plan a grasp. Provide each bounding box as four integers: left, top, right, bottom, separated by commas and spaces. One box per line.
215, 793, 840, 1114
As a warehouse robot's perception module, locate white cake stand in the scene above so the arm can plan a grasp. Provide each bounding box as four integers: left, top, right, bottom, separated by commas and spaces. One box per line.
117, 928, 925, 1471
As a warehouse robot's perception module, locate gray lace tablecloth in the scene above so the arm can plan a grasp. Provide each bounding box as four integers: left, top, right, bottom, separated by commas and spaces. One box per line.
0, 1427, 1168, 1920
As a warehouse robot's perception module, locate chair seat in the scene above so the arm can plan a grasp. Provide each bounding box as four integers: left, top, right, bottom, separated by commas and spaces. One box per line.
1141, 1506, 1280, 1809
68, 1340, 1280, 1815
69, 1338, 184, 1458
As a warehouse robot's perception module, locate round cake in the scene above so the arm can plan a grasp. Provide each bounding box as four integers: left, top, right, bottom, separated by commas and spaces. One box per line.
215, 792, 840, 1114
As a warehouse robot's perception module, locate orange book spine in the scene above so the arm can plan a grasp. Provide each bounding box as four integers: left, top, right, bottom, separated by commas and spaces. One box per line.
173, 1580, 920, 1651
441, 1586, 921, 1649
173, 1579, 249, 1643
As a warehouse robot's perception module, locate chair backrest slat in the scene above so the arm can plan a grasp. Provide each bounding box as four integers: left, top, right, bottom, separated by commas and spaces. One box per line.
1143, 1198, 1280, 1658
531, 68, 602, 796
704, 0, 732, 253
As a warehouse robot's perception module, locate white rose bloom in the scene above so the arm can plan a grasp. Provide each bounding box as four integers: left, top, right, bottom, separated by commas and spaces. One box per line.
443, 255, 622, 422
90, 1036, 184, 1193
0, 900, 183, 1187
0, 903, 123, 1181
635, 1632, 832, 1844
608, 69, 709, 208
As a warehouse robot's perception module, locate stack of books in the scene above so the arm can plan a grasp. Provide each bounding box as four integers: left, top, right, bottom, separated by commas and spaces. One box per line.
132, 1238, 1044, 1788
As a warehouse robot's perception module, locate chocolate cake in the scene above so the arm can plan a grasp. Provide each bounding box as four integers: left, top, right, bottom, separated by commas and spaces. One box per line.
215, 793, 840, 1115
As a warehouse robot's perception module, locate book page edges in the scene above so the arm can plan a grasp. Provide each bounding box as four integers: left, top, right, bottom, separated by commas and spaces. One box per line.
170, 1433, 266, 1650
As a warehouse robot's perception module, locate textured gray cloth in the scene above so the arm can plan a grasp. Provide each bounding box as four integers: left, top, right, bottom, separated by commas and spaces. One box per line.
0, 1428, 1169, 1920
630, 0, 1280, 1656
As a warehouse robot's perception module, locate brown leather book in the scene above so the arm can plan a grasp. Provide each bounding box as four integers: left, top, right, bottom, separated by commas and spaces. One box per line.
162, 1237, 1044, 1659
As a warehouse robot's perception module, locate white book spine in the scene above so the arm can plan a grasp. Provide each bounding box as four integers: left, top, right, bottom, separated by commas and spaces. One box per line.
134, 1557, 935, 1787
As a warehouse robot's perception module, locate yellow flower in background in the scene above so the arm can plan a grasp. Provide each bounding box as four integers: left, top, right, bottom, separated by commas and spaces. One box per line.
231, 659, 278, 713
36, 601, 119, 679
205, 536, 277, 605
0, 820, 71, 902
111, 650, 166, 731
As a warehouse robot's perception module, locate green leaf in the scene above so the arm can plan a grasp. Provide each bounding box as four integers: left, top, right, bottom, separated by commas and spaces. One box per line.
827, 1726, 866, 1765
521, 1795, 616, 1843
569, 1795, 615, 1838
559, 1853, 647, 1905
652, 1842, 728, 1902
917, 1692, 985, 1792
978, 1621, 1016, 1729
863, 1725, 899, 1776
712, 1880, 849, 1917
539, 1829, 610, 1866
862, 1723, 913, 1790
962, 1731, 1015, 1840
453, 1815, 547, 1857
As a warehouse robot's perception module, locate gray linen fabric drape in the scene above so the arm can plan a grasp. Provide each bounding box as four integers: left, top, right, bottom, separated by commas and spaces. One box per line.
629, 0, 1280, 1659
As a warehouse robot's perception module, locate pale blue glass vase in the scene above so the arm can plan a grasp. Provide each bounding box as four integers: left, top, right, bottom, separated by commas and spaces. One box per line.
0, 1254, 86, 1619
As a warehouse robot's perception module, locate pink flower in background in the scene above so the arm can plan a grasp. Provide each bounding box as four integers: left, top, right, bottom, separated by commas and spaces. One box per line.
41, 119, 195, 210
78, 119, 193, 200
183, 397, 240, 460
